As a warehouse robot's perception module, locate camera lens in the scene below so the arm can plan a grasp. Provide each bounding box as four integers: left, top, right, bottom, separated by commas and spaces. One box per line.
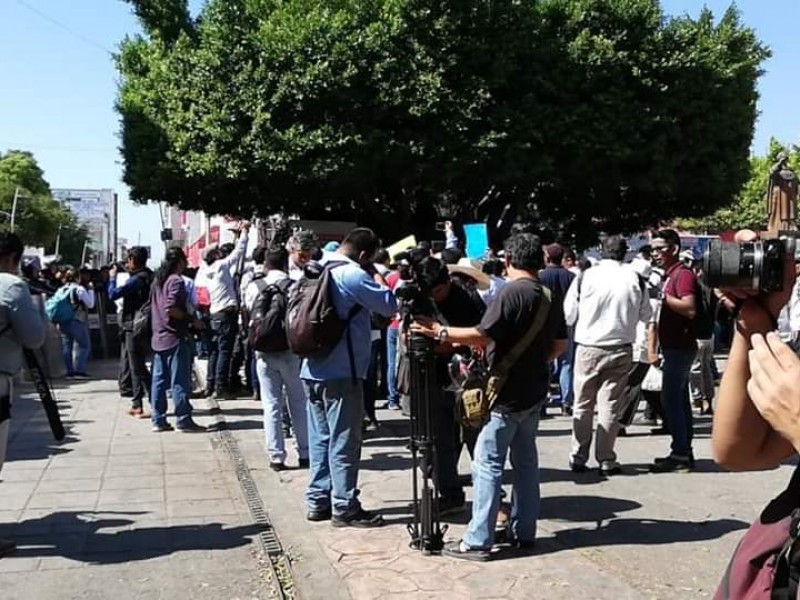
702, 240, 761, 290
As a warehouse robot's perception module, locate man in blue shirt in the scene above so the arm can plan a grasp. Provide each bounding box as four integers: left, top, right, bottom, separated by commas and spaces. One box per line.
302, 228, 397, 528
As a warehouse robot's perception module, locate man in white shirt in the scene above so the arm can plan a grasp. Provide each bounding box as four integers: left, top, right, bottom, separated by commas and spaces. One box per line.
563, 236, 652, 475
286, 230, 319, 282
204, 221, 249, 399
246, 245, 309, 471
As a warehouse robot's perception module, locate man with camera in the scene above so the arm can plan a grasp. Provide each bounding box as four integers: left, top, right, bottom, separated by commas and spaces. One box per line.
649, 229, 699, 473
108, 247, 153, 417
412, 255, 486, 514
413, 233, 567, 560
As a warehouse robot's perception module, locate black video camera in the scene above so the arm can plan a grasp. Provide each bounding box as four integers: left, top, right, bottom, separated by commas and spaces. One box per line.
395, 251, 438, 318
703, 235, 800, 292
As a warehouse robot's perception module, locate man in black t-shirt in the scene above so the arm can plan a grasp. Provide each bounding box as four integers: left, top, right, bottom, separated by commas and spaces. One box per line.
413, 233, 567, 560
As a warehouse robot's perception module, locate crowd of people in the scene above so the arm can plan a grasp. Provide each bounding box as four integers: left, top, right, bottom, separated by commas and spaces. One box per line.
2, 218, 800, 567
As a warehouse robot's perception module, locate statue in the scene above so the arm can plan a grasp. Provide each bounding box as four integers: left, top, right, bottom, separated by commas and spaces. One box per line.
766, 151, 799, 235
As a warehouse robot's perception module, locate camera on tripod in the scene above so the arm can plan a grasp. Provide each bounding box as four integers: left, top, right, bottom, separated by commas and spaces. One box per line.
702, 235, 800, 293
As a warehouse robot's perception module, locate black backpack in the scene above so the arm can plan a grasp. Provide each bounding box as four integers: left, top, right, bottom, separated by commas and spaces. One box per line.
132, 282, 155, 346
286, 261, 360, 358
249, 278, 293, 353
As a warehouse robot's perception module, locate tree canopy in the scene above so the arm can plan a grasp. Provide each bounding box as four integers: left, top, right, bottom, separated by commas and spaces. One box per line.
117, 0, 769, 246
0, 150, 92, 265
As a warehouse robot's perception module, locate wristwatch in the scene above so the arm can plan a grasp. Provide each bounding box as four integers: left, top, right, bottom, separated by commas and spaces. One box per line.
436, 327, 450, 342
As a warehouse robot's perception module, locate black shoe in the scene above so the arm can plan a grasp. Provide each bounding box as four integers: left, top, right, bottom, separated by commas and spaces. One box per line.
650, 427, 669, 435
307, 507, 332, 522
633, 415, 657, 426
442, 540, 491, 562
151, 422, 174, 433
618, 427, 627, 437
176, 420, 206, 433
298, 458, 310, 469
439, 495, 466, 516
270, 462, 287, 472
650, 455, 692, 473
331, 508, 385, 528
0, 538, 16, 558
599, 463, 623, 476
654, 452, 695, 468
561, 405, 573, 417
569, 461, 589, 473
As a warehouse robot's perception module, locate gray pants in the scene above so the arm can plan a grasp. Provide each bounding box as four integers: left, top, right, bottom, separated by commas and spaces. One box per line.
0, 376, 12, 473
690, 338, 715, 402
570, 344, 633, 467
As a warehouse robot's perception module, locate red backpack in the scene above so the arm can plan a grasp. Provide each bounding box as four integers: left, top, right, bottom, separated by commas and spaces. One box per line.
716, 467, 800, 600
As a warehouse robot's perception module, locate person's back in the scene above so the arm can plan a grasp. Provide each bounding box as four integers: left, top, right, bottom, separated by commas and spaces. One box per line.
301, 228, 397, 529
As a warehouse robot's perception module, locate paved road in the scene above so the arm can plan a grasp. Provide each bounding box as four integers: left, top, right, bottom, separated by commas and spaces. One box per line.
0, 360, 795, 600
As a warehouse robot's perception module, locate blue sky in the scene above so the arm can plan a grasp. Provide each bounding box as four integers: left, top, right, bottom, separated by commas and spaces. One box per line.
0, 0, 798, 264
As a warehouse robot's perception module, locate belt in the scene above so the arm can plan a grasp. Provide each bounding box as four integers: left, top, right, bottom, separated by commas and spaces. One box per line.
212, 306, 238, 316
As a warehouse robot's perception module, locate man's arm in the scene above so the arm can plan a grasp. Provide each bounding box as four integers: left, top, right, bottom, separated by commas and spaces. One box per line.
219, 230, 249, 270
76, 286, 96, 310
6, 281, 46, 349
563, 275, 580, 328
664, 271, 696, 319
347, 269, 397, 317
107, 274, 144, 301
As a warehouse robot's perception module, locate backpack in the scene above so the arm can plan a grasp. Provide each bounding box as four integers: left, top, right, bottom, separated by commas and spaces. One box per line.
715, 465, 800, 599
249, 278, 293, 353
286, 261, 360, 358
44, 284, 77, 324
132, 283, 155, 345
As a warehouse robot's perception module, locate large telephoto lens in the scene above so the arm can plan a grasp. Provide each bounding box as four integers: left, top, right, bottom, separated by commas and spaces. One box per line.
702, 240, 760, 290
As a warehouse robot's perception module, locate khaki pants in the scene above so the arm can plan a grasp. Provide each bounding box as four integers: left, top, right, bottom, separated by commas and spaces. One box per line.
0, 376, 12, 474
690, 339, 715, 402
570, 344, 633, 466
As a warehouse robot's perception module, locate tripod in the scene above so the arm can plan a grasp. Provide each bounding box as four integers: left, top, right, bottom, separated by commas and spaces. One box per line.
405, 326, 446, 554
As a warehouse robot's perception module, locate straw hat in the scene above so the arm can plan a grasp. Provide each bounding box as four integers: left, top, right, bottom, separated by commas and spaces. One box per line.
447, 258, 491, 290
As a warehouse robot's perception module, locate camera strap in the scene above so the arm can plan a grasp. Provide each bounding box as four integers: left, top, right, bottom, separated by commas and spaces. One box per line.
492, 286, 552, 381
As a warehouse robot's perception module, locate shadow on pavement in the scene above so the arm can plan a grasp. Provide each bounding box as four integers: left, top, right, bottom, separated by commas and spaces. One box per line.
0, 511, 264, 564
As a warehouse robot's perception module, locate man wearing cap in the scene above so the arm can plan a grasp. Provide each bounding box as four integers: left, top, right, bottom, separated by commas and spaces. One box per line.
287, 230, 319, 282
540, 243, 576, 415
564, 235, 651, 475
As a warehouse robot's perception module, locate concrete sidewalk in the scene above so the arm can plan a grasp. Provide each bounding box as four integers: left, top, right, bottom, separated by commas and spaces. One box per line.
0, 362, 274, 600
219, 393, 794, 600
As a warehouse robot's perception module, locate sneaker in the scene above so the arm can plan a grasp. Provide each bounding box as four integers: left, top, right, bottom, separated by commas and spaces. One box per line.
152, 422, 174, 433
569, 461, 589, 473
633, 415, 657, 426
386, 402, 401, 411
176, 420, 206, 433
307, 507, 332, 522
0, 538, 16, 558
298, 458, 310, 469
650, 455, 692, 473
442, 540, 491, 562
599, 462, 623, 476
654, 452, 696, 468
270, 462, 287, 472
331, 508, 385, 528
439, 495, 466, 516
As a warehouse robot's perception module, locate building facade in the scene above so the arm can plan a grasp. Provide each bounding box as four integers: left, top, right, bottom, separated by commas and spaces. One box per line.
52, 188, 118, 266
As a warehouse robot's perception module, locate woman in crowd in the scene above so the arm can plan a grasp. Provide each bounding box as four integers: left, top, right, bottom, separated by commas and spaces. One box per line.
59, 268, 95, 379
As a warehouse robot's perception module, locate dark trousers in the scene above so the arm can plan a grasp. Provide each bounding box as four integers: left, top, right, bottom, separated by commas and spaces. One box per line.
124, 330, 152, 409
364, 339, 381, 422
619, 362, 651, 426
208, 310, 239, 393
118, 333, 133, 395
229, 328, 255, 392
434, 390, 463, 500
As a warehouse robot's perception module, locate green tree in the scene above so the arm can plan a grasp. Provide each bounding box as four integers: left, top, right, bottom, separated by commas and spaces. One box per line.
0, 150, 92, 262
676, 139, 800, 233
117, 0, 769, 246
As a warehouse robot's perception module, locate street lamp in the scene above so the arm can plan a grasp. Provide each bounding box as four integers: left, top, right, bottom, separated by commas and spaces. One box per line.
10, 187, 30, 232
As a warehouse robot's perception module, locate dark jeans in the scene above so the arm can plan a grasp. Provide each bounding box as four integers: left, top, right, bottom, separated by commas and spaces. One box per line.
208, 310, 239, 393
435, 390, 463, 500
363, 339, 381, 422
118, 332, 133, 395
619, 362, 651, 427
124, 330, 152, 409
229, 327, 252, 391
661, 348, 696, 458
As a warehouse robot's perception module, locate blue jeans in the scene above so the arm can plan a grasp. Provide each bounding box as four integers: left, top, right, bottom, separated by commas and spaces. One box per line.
557, 336, 575, 407
59, 319, 90, 375
151, 339, 194, 426
661, 348, 696, 458
304, 378, 364, 516
463, 407, 541, 549
386, 327, 399, 405
208, 310, 238, 392
257, 352, 309, 463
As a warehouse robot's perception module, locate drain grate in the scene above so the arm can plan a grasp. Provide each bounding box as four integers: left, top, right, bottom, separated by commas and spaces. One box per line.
216, 423, 295, 599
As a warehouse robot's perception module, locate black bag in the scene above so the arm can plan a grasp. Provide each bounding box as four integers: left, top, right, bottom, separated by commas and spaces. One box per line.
132, 283, 154, 346
249, 278, 293, 353
286, 261, 360, 358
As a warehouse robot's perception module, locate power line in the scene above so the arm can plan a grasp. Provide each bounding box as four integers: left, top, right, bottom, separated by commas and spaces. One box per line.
14, 0, 114, 56
0, 142, 117, 154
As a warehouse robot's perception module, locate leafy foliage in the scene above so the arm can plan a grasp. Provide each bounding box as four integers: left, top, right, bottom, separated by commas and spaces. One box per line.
117, 0, 769, 246
0, 151, 92, 265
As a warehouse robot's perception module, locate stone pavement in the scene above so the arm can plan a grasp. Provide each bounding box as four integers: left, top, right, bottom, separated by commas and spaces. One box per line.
0, 362, 273, 600
0, 358, 795, 600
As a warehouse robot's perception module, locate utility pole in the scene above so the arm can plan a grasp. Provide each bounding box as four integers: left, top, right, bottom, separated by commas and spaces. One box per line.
54, 224, 63, 258
10, 187, 20, 232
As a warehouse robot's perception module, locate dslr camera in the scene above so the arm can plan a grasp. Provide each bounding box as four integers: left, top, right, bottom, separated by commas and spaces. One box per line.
703, 234, 800, 292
